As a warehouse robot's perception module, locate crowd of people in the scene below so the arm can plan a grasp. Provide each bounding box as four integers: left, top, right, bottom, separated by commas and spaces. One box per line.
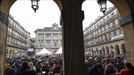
85, 54, 134, 75
5, 55, 62, 75
4, 54, 134, 75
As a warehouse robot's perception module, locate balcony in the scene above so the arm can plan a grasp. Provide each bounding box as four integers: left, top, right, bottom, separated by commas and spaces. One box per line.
85, 35, 124, 48
111, 34, 124, 40
7, 41, 27, 50
85, 15, 120, 35
85, 23, 121, 40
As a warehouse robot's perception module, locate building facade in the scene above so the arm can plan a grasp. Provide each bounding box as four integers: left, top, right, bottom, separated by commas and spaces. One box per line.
35, 23, 62, 53
6, 15, 30, 58
84, 7, 126, 57
27, 38, 36, 56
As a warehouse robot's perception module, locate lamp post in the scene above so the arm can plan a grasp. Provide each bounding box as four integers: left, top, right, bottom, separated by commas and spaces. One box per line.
31, 0, 40, 13
97, 0, 107, 14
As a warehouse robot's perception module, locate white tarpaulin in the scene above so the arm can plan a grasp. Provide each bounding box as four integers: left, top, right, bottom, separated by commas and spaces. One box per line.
36, 48, 52, 55
55, 47, 62, 54
27, 48, 33, 52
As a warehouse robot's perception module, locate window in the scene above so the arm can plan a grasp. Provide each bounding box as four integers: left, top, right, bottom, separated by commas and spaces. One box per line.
107, 16, 109, 19
38, 33, 44, 41
113, 31, 117, 36
112, 21, 115, 26
115, 19, 119, 25
45, 33, 51, 38
118, 29, 123, 34
54, 42, 57, 47
102, 27, 104, 32
110, 23, 113, 27
106, 25, 108, 29
53, 33, 58, 37
111, 12, 114, 16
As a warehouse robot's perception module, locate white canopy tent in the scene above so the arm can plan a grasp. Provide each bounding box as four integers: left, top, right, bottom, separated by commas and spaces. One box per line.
55, 47, 62, 54
27, 48, 34, 52
36, 48, 52, 55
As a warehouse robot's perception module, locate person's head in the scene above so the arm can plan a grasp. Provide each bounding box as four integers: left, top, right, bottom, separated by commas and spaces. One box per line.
107, 63, 113, 69
29, 62, 34, 67
5, 63, 11, 69
36, 61, 43, 67
22, 61, 30, 69
116, 57, 121, 62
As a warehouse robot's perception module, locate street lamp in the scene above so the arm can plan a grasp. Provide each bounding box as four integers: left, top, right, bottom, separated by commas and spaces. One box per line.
97, 0, 107, 14
31, 0, 40, 13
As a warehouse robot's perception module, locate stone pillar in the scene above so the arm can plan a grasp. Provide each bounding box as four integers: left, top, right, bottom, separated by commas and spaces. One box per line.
119, 44, 123, 54
62, 0, 86, 75
0, 10, 8, 75
112, 46, 116, 55
122, 22, 134, 65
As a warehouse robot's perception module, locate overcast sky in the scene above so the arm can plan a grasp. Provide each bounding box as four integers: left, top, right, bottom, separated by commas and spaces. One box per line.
10, 0, 113, 38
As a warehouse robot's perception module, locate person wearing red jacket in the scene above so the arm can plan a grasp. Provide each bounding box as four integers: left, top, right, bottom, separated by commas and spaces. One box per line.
115, 62, 134, 75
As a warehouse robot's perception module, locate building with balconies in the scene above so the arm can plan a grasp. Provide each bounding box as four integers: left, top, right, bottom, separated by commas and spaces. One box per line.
35, 23, 62, 53
6, 15, 30, 58
84, 6, 126, 57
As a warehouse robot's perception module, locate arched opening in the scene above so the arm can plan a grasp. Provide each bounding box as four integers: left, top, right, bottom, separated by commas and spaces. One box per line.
96, 48, 99, 55
91, 49, 94, 56
115, 45, 120, 55
106, 46, 109, 54
110, 45, 114, 54
0, 0, 134, 75
108, 0, 134, 64
102, 47, 105, 55
83, 0, 134, 65
9, 50, 12, 58
0, 0, 62, 75
121, 44, 126, 54
9, 0, 61, 53
99, 49, 103, 55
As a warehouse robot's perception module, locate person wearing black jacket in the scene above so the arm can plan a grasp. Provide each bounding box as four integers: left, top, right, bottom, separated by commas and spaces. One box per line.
17, 61, 37, 75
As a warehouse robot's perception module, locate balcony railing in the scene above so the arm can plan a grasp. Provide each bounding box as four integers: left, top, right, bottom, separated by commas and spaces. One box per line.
84, 35, 124, 48
84, 14, 120, 36
7, 32, 27, 44
84, 23, 121, 41
7, 41, 27, 50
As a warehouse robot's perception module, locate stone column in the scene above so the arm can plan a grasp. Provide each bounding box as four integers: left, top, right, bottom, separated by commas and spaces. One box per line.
119, 44, 123, 54
120, 12, 134, 64
61, 0, 86, 75
0, 10, 8, 75
122, 23, 134, 65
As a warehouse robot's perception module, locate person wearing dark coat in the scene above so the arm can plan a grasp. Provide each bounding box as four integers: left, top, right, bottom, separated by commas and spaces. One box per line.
105, 63, 116, 75
88, 63, 104, 75
17, 61, 37, 75
5, 64, 16, 75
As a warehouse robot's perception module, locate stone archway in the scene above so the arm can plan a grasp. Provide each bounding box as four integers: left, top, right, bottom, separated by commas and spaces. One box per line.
0, 0, 134, 75
108, 0, 134, 64
109, 0, 130, 16
0, 0, 63, 75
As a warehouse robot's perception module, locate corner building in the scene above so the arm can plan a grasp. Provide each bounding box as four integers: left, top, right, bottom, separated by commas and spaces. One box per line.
35, 23, 62, 53
84, 7, 126, 57
6, 15, 30, 58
